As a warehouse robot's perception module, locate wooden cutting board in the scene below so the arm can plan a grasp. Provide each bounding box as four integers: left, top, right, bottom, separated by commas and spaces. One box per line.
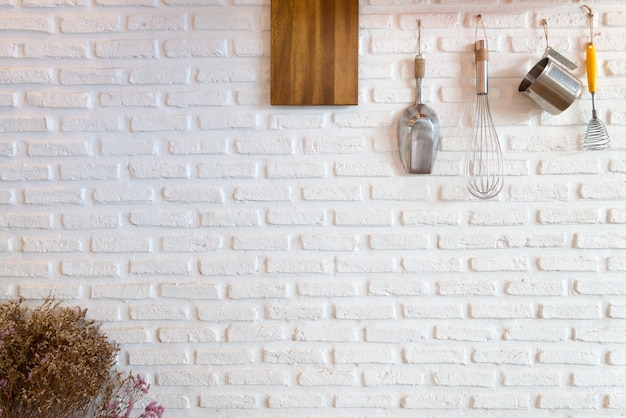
271, 0, 359, 106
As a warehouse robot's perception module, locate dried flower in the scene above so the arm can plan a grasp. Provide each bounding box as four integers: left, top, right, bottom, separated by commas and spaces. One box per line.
0, 298, 163, 418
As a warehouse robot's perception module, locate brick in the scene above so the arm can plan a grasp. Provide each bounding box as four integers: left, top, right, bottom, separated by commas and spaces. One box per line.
267, 393, 328, 408
469, 302, 533, 319
129, 211, 194, 228
538, 348, 601, 365
130, 258, 191, 276
297, 369, 357, 386
262, 347, 327, 365
303, 136, 366, 154
160, 283, 221, 299
402, 393, 462, 409
226, 324, 287, 342
297, 280, 359, 297
198, 162, 257, 178
198, 303, 259, 321
502, 371, 561, 387
128, 14, 186, 31
234, 186, 292, 202
369, 234, 429, 250
22, 236, 83, 253
266, 301, 326, 320
156, 371, 217, 387
92, 284, 151, 299
159, 327, 218, 343
226, 369, 290, 386
539, 302, 602, 319
435, 326, 495, 342
403, 302, 464, 319
368, 279, 426, 297
575, 327, 626, 343
196, 348, 254, 365
335, 256, 395, 273
335, 392, 395, 408
302, 185, 362, 201
294, 325, 360, 342
333, 346, 396, 364
59, 14, 120, 33
60, 163, 119, 180
503, 326, 569, 342
472, 348, 532, 365
334, 301, 396, 320
199, 209, 260, 227
91, 236, 151, 253
505, 280, 565, 296
266, 162, 327, 179
60, 261, 119, 278
469, 256, 529, 272
199, 394, 258, 409
234, 137, 294, 155
0, 165, 50, 181
199, 257, 258, 276
103, 327, 149, 344
301, 234, 358, 251
128, 349, 189, 365
403, 257, 462, 273
161, 235, 221, 252
470, 394, 530, 410
575, 279, 626, 295
266, 257, 328, 275
433, 370, 495, 387
537, 393, 599, 409
129, 305, 190, 320
437, 280, 497, 296
232, 234, 289, 251
18, 284, 81, 299
405, 348, 466, 365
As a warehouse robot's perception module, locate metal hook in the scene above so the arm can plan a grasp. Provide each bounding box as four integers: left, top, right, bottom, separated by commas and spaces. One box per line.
582, 4, 594, 44
541, 19, 549, 50
475, 14, 488, 49
417, 19, 422, 55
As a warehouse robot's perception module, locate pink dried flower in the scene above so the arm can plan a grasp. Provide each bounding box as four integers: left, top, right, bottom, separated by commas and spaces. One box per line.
140, 401, 164, 418
134, 374, 149, 394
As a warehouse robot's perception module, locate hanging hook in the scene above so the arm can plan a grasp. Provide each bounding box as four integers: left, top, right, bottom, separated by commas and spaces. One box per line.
475, 14, 488, 49
582, 4, 594, 44
417, 19, 422, 55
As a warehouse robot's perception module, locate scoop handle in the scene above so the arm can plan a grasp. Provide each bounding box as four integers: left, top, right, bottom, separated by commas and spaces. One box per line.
586, 42, 597, 93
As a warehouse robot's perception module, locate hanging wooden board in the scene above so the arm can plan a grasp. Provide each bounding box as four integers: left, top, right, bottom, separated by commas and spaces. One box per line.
270, 0, 359, 106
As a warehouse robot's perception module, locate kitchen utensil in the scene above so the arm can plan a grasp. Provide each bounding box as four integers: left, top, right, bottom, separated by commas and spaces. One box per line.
518, 20, 582, 115
582, 5, 610, 150
397, 19, 440, 174
464, 15, 503, 199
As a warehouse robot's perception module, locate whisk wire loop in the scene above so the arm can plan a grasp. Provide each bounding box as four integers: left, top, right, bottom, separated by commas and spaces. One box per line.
465, 93, 504, 199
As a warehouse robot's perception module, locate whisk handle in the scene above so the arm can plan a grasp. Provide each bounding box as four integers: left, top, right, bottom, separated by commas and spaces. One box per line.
586, 42, 597, 93
475, 40, 488, 95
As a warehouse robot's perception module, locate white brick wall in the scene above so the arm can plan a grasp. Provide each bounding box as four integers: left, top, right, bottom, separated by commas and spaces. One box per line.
1, 0, 625, 416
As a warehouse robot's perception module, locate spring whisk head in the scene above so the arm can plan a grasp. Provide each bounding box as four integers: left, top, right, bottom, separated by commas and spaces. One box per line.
583, 112, 610, 150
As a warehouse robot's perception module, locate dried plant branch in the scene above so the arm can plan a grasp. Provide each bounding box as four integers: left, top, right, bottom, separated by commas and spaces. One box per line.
0, 298, 163, 418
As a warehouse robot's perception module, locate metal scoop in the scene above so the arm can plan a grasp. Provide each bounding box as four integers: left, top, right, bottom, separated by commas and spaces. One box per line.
397, 19, 440, 174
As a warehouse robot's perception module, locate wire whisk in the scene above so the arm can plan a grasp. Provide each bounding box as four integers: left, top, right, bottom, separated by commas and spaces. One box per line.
464, 15, 504, 199
582, 4, 610, 150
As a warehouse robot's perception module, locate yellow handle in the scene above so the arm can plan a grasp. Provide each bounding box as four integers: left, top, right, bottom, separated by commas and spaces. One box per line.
586, 42, 597, 93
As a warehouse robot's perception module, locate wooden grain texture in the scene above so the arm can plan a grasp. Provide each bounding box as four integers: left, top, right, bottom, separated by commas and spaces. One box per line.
271, 0, 359, 106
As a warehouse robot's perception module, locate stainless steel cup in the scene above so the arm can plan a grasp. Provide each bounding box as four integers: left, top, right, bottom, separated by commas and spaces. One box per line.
518, 49, 583, 115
